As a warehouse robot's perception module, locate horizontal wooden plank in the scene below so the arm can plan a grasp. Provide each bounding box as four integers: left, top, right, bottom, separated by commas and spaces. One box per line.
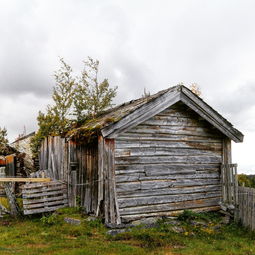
115, 155, 222, 165
23, 181, 66, 189
128, 125, 222, 138
116, 134, 223, 144
0, 178, 51, 182
116, 179, 220, 192
116, 172, 220, 183
143, 167, 219, 177
119, 197, 221, 216
115, 148, 221, 157
115, 163, 220, 172
22, 184, 67, 195
23, 199, 68, 209
116, 166, 220, 176
117, 184, 221, 198
116, 168, 196, 176
22, 189, 67, 199
121, 206, 221, 221
23, 204, 68, 215
23, 194, 68, 205
118, 191, 221, 208
143, 116, 208, 127
152, 111, 201, 120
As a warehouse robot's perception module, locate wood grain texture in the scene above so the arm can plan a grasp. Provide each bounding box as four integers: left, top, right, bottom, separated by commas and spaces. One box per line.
235, 186, 255, 231
22, 181, 68, 215
38, 136, 99, 215
102, 85, 243, 142
103, 138, 121, 224
114, 102, 223, 221
102, 88, 181, 138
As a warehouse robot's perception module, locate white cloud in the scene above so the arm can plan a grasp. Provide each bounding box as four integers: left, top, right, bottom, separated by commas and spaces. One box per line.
0, 94, 51, 141
0, 0, 254, 172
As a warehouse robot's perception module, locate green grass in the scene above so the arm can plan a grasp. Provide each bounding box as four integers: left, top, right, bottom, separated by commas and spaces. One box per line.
0, 209, 253, 254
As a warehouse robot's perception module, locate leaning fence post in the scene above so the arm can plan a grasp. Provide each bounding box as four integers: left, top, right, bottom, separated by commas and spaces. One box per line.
4, 182, 21, 217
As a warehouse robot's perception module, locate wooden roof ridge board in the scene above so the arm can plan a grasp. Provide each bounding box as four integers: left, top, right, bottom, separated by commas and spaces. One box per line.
101, 85, 243, 143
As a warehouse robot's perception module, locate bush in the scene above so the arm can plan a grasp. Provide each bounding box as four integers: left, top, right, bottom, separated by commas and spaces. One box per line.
40, 213, 61, 226
177, 210, 220, 223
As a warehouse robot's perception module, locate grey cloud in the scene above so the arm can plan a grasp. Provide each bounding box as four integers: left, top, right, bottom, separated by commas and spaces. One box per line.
0, 0, 254, 172
214, 83, 255, 115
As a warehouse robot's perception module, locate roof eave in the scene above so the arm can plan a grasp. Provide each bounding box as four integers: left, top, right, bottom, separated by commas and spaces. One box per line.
102, 85, 244, 143
101, 87, 181, 138
180, 86, 244, 143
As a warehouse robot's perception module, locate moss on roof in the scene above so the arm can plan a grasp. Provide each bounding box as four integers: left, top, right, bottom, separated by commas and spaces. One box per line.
67, 86, 178, 139
67, 84, 243, 142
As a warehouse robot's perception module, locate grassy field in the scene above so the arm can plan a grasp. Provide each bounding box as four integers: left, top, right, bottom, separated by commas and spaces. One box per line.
0, 208, 254, 255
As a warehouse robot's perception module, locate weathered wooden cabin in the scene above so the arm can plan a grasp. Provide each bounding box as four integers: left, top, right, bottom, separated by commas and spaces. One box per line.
39, 85, 243, 224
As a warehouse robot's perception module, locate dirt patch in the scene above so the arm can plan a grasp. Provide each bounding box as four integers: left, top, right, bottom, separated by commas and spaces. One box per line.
26, 244, 49, 248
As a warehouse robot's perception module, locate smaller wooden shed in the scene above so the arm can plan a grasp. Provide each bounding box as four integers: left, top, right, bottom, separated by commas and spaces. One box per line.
39, 85, 243, 224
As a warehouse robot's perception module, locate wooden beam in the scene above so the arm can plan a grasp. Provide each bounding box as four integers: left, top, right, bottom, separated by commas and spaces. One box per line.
0, 178, 51, 182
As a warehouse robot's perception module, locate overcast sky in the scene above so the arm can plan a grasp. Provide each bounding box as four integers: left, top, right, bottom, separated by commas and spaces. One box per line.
0, 0, 254, 174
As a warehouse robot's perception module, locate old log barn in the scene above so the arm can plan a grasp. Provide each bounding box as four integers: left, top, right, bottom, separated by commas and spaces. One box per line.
39, 85, 243, 224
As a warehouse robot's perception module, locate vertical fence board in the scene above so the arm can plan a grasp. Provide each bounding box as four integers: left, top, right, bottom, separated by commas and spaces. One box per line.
236, 186, 255, 231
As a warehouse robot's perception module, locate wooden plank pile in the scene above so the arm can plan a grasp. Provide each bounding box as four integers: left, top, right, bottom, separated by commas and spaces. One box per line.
22, 181, 68, 215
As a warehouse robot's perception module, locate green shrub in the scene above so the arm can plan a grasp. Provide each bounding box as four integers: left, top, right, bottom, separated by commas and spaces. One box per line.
40, 213, 61, 226
177, 210, 221, 223
86, 218, 103, 228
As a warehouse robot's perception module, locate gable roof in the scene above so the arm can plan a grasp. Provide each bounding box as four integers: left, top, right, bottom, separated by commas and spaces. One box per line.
69, 85, 243, 143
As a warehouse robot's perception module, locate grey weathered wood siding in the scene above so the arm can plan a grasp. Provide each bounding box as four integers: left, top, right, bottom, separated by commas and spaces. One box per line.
39, 136, 98, 214
114, 102, 224, 222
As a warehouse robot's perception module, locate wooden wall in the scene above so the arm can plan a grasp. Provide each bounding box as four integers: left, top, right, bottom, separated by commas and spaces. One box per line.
114, 102, 224, 222
39, 136, 98, 214
98, 137, 120, 224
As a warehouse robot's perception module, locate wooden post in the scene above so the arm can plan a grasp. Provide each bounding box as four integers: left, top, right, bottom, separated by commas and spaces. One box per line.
252, 189, 255, 231
234, 164, 238, 205
221, 165, 226, 203
103, 138, 121, 225
69, 171, 77, 207
103, 139, 109, 223
222, 138, 232, 205
96, 136, 104, 216
4, 183, 20, 217
5, 155, 15, 177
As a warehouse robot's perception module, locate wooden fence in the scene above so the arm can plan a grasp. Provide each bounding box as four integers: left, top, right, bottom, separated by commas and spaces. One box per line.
22, 181, 68, 215
235, 186, 255, 230
221, 164, 238, 206
221, 165, 255, 231
39, 136, 99, 214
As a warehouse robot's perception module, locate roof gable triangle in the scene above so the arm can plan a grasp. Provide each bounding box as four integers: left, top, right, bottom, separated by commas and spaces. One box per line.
101, 85, 243, 143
